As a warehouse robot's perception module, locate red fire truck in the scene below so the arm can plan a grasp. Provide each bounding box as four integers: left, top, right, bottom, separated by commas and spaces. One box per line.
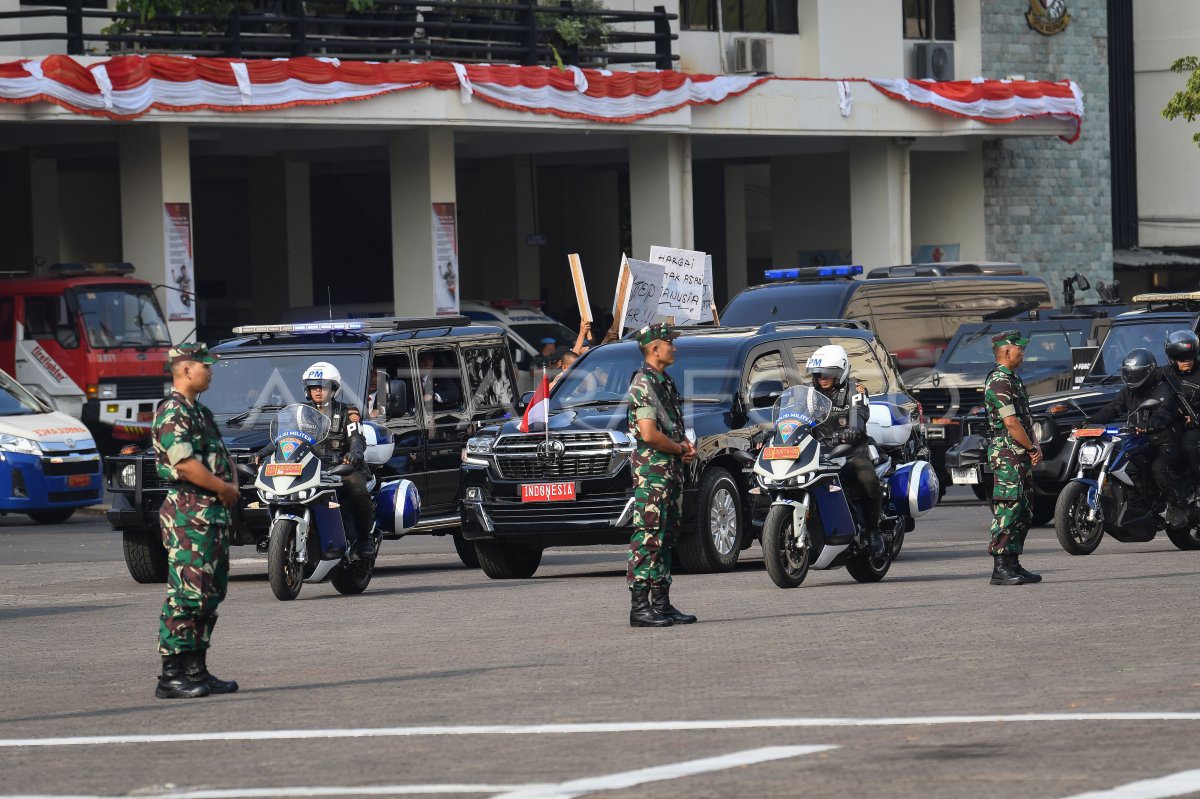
0, 264, 172, 449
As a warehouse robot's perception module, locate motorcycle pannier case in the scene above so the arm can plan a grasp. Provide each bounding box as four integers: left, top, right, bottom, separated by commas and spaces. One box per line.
376, 478, 421, 535
889, 461, 939, 518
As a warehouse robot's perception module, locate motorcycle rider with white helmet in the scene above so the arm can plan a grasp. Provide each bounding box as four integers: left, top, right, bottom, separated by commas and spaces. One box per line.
806, 344, 886, 558
300, 362, 376, 558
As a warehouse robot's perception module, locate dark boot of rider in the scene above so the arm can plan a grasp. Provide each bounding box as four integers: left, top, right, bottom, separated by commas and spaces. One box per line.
990, 554, 1026, 586
630, 588, 673, 627
650, 585, 697, 624
866, 525, 886, 558
184, 650, 239, 694
155, 653, 210, 699
1011, 554, 1042, 583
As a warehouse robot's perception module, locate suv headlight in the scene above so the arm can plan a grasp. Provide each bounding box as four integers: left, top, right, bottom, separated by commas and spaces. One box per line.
119, 463, 138, 488
0, 433, 41, 455
1078, 443, 1103, 467
1033, 418, 1055, 443
465, 436, 495, 455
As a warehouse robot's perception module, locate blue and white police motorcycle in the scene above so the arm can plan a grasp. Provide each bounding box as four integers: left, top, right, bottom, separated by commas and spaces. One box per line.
255, 404, 420, 600
753, 385, 938, 588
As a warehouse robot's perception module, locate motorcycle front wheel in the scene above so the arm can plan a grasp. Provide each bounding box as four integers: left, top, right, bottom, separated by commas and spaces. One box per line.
1054, 481, 1104, 555
761, 504, 810, 588
268, 518, 305, 600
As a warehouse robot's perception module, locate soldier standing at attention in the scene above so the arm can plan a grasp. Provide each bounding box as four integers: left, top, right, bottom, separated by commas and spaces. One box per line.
983, 330, 1043, 586
153, 344, 241, 698
626, 323, 698, 627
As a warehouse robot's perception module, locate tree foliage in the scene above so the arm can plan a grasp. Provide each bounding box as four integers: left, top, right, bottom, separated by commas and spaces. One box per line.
1163, 56, 1200, 147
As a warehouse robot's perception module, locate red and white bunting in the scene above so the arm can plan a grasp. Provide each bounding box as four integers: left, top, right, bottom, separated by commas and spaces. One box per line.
0, 55, 1082, 140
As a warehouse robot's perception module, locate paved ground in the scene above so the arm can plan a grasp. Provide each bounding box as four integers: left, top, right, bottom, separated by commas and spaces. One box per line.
2, 492, 1200, 799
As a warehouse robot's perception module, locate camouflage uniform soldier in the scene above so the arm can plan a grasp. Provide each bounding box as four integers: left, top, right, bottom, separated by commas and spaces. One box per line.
152, 343, 242, 698
625, 323, 698, 627
983, 330, 1043, 586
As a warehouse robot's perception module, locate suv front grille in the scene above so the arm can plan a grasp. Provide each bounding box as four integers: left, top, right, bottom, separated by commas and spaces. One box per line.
914, 387, 984, 418
492, 432, 617, 481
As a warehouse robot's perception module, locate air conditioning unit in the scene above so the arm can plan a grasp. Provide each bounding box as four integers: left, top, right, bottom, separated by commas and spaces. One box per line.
729, 36, 773, 74
913, 41, 954, 81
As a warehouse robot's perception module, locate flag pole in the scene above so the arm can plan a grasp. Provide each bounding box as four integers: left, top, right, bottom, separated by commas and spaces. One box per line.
543, 365, 551, 448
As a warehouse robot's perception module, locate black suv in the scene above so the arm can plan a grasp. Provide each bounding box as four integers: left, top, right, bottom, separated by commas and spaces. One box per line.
106, 316, 519, 582
460, 321, 920, 579
911, 309, 1123, 491
957, 294, 1200, 523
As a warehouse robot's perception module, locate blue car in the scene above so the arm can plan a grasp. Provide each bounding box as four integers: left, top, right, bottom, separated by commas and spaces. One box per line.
0, 369, 102, 524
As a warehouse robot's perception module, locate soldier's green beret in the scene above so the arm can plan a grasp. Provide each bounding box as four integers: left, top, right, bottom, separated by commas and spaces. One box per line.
635, 323, 680, 346
991, 330, 1029, 349
167, 343, 216, 369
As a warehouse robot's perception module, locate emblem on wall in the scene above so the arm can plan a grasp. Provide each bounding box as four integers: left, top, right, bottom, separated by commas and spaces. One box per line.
1027, 0, 1070, 35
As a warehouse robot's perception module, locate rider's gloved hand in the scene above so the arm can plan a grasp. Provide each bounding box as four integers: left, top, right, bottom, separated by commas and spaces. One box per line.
347, 452, 365, 470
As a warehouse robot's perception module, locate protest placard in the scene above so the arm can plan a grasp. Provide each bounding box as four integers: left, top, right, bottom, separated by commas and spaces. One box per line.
648, 245, 706, 322
567, 253, 592, 325
621, 257, 664, 330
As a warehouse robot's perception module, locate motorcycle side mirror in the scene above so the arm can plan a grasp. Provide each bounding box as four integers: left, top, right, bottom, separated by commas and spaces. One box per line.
828, 442, 854, 458
330, 463, 355, 476
748, 379, 785, 409
236, 463, 256, 479
732, 449, 755, 465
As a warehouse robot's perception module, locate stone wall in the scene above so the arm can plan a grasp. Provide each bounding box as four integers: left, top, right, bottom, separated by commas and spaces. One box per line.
982, 0, 1112, 305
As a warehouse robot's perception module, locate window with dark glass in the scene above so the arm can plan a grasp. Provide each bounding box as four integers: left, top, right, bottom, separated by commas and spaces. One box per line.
680, 0, 798, 33
903, 0, 955, 40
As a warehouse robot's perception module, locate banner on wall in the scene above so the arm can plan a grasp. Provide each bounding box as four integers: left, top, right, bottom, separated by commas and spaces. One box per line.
163, 202, 194, 322
432, 202, 459, 315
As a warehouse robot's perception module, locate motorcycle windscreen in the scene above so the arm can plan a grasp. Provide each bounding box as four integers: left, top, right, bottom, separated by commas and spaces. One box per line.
810, 479, 856, 545
310, 498, 348, 559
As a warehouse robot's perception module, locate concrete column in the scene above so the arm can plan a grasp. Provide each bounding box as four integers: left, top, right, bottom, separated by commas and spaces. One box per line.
29, 157, 60, 269
723, 164, 748, 300
284, 159, 313, 310
118, 124, 193, 343
849, 138, 909, 268
512, 156, 540, 299
389, 128, 456, 317
629, 134, 693, 258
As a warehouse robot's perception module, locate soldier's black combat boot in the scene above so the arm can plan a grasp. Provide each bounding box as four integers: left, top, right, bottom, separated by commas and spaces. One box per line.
155, 654, 210, 699
650, 585, 697, 624
989, 554, 1026, 586
185, 650, 239, 694
1011, 555, 1042, 583
630, 588, 673, 627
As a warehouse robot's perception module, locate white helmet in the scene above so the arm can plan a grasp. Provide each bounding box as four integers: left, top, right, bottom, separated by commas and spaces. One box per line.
806, 344, 850, 386
302, 362, 342, 397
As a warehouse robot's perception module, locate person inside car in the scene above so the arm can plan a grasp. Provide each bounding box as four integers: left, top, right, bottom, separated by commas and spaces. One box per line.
1090, 348, 1189, 527
806, 344, 885, 558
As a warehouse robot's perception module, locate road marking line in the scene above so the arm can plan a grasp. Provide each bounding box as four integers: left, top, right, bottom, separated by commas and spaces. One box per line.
4, 785, 533, 799
487, 745, 835, 799
4, 713, 1200, 748
1058, 769, 1200, 799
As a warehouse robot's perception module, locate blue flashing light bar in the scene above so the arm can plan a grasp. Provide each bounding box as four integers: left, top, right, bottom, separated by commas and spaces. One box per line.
764, 265, 863, 281
232, 321, 367, 335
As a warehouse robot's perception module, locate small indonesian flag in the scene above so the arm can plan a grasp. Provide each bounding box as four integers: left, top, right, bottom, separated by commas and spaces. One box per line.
519, 372, 551, 433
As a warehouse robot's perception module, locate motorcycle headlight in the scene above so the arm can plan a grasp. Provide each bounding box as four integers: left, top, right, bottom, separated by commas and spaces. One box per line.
1033, 418, 1055, 443
97, 383, 118, 400
0, 433, 41, 455
1078, 443, 1102, 467
119, 463, 138, 488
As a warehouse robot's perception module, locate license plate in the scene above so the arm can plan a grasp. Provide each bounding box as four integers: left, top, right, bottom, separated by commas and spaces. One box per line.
265, 463, 304, 477
67, 474, 91, 487
762, 446, 800, 460
1072, 427, 1105, 438
520, 482, 577, 502
950, 466, 980, 485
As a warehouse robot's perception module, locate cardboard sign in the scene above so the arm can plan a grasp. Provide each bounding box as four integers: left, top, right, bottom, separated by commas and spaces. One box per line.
649, 245, 706, 322
610, 254, 634, 338
622, 257, 666, 330
568, 253, 592, 325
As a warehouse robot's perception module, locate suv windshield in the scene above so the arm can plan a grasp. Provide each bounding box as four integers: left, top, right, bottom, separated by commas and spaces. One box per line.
0, 372, 48, 416
203, 353, 367, 422
944, 328, 1084, 366
551, 341, 737, 410
1088, 322, 1179, 379
69, 286, 171, 349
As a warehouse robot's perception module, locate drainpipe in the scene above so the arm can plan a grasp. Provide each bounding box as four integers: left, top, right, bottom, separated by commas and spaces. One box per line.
897, 137, 914, 265
682, 135, 694, 250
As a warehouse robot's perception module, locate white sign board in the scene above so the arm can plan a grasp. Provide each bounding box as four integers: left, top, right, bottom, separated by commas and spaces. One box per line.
648, 245, 706, 323
621, 257, 664, 331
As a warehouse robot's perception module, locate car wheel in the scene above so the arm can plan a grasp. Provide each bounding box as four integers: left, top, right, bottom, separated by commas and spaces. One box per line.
475, 541, 542, 579
123, 528, 167, 583
453, 532, 481, 568
28, 509, 75, 525
676, 467, 742, 574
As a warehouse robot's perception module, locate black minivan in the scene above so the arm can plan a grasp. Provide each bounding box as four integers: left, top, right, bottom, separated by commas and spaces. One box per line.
721, 263, 1052, 374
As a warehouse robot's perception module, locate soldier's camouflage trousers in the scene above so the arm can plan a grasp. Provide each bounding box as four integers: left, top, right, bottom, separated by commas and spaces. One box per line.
627, 463, 682, 591
988, 436, 1032, 555
158, 498, 230, 655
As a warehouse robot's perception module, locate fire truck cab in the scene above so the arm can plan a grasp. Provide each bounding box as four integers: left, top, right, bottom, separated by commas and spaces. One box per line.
0, 263, 172, 448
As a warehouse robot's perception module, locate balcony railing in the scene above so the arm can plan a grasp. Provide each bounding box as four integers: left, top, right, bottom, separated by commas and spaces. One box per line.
0, 0, 677, 68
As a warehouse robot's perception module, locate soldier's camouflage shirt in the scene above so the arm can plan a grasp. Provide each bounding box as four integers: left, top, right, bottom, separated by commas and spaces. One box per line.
153, 391, 235, 525
983, 364, 1033, 443
626, 364, 685, 471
